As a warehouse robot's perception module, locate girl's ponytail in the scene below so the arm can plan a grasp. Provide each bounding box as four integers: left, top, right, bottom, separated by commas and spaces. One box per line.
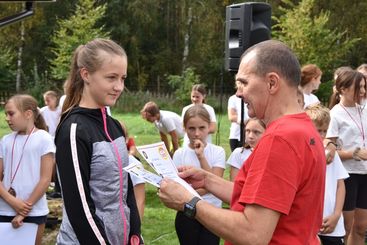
34, 108, 47, 131
62, 45, 85, 114
328, 91, 340, 109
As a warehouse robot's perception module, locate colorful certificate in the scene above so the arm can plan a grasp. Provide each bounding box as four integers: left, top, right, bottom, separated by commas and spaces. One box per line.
130, 142, 200, 198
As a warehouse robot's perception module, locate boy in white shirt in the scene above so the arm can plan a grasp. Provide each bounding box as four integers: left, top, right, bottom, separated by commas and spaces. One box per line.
141, 101, 184, 155
306, 104, 349, 245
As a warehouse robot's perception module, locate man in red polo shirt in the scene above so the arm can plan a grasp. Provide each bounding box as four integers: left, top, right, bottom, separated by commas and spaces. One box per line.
158, 40, 326, 245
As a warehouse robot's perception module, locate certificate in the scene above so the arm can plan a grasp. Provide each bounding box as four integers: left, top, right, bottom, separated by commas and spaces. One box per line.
137, 142, 178, 179
136, 142, 201, 198
124, 161, 162, 188
0, 222, 37, 245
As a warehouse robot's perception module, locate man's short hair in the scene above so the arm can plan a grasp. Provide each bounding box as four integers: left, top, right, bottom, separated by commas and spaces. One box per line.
241, 40, 301, 87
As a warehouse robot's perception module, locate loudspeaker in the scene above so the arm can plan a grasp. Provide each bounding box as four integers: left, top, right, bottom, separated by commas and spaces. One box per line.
224, 2, 271, 72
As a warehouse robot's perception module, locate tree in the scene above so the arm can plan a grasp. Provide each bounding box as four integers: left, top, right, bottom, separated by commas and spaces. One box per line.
49, 0, 109, 81
273, 0, 360, 102
168, 67, 200, 105
273, 0, 359, 75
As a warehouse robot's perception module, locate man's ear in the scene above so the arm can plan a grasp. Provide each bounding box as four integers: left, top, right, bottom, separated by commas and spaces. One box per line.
267, 72, 280, 94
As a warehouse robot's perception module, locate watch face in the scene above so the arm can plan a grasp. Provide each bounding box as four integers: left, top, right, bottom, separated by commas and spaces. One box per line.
184, 203, 196, 218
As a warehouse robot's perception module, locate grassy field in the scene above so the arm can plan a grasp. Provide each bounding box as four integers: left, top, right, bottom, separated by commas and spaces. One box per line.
0, 109, 232, 244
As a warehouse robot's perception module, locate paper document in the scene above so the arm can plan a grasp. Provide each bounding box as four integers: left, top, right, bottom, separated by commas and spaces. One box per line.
124, 161, 162, 188
125, 142, 201, 198
137, 142, 178, 178
0, 222, 37, 245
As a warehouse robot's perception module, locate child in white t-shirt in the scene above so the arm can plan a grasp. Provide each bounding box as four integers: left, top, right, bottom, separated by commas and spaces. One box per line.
181, 84, 217, 144
40, 90, 61, 136
141, 101, 184, 155
173, 104, 225, 245
306, 104, 349, 245
0, 94, 55, 245
227, 118, 265, 181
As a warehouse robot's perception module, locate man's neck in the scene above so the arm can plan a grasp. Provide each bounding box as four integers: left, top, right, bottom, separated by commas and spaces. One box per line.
263, 95, 303, 126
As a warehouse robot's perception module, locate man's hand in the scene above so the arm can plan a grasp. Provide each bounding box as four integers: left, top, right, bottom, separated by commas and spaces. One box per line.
177, 166, 207, 190
158, 178, 193, 211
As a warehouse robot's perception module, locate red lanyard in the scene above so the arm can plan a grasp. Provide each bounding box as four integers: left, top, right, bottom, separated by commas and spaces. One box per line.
101, 108, 127, 245
10, 126, 35, 186
341, 104, 365, 147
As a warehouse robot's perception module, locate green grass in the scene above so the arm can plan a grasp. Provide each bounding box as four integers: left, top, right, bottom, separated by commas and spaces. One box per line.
0, 109, 232, 244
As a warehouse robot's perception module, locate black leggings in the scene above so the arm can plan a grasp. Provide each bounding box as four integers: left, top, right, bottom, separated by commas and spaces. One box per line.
175, 211, 219, 245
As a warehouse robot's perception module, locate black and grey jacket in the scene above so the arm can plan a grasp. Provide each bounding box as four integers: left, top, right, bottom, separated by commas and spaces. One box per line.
55, 107, 142, 245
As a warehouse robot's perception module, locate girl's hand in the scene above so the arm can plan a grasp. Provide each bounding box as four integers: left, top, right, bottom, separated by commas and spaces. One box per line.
10, 198, 32, 217
324, 141, 336, 164
357, 148, 367, 161
11, 214, 25, 229
193, 139, 205, 158
319, 214, 339, 234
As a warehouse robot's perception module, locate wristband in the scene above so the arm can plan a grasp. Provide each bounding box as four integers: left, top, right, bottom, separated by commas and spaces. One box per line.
352, 147, 362, 161
326, 141, 338, 148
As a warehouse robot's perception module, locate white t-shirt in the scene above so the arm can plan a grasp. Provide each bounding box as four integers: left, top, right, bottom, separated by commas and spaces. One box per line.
0, 130, 56, 216
155, 110, 184, 138
181, 103, 217, 144
303, 93, 320, 108
58, 94, 66, 111
321, 152, 349, 237
227, 95, 248, 140
226, 147, 252, 169
173, 144, 225, 207
327, 104, 367, 174
40, 106, 61, 136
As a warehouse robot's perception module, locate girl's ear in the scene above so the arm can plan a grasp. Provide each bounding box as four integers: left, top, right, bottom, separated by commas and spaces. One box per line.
80, 67, 89, 84
23, 109, 33, 120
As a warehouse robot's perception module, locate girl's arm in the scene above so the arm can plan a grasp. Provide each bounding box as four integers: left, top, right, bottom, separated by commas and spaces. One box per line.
0, 158, 32, 216
11, 214, 25, 228
230, 167, 239, 182
195, 142, 225, 195
228, 108, 238, 123
56, 123, 110, 244
208, 122, 217, 134
320, 179, 345, 234
25, 152, 54, 206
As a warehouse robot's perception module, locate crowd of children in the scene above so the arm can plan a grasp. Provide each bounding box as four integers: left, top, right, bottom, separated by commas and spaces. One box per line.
0, 37, 366, 245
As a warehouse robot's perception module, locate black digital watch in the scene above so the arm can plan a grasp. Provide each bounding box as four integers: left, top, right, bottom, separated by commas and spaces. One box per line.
183, 196, 201, 219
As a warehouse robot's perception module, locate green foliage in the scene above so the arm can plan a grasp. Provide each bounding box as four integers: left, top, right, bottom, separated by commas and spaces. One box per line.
167, 67, 200, 105
273, 0, 360, 76
315, 79, 333, 106
49, 0, 110, 81
0, 47, 16, 91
